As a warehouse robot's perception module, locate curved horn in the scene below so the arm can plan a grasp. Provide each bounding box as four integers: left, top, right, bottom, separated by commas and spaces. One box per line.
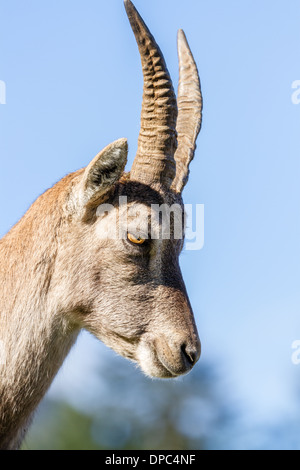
124, 0, 178, 189
171, 30, 203, 194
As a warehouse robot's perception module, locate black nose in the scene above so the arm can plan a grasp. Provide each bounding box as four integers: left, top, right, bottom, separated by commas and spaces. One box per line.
181, 341, 201, 369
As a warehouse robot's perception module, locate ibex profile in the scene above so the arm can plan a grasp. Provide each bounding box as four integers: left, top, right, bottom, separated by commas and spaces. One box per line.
0, 0, 202, 450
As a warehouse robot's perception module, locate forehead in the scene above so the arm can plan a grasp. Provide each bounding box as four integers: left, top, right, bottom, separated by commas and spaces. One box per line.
117, 180, 166, 206
115, 179, 184, 206
120, 176, 183, 207
95, 181, 185, 241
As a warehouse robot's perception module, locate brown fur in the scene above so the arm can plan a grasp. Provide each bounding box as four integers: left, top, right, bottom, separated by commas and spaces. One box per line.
0, 1, 202, 450
0, 165, 200, 449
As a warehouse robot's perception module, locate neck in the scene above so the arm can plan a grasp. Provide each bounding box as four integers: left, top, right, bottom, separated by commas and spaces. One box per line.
0, 174, 80, 450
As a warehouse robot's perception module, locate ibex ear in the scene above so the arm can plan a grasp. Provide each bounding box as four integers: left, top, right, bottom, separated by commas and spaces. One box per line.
81, 138, 128, 206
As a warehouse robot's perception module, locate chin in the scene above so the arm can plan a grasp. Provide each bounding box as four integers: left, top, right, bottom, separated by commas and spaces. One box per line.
135, 339, 181, 379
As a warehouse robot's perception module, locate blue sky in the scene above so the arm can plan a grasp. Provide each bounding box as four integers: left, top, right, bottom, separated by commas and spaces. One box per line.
1, 0, 300, 449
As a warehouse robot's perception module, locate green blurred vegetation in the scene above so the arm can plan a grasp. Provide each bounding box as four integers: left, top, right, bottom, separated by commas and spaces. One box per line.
22, 353, 232, 450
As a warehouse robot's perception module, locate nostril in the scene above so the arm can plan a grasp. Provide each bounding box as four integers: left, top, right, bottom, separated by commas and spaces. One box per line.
181, 344, 196, 367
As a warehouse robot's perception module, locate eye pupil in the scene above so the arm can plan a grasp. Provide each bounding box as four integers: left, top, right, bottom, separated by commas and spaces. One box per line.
127, 233, 146, 245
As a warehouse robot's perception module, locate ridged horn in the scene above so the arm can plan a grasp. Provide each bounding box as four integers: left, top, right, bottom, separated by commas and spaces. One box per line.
124, 0, 178, 189
171, 30, 203, 194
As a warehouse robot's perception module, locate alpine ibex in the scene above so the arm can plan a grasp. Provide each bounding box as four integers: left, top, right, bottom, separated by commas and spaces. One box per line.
0, 0, 202, 450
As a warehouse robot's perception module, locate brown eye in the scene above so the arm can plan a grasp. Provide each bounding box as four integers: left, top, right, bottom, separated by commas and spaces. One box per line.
127, 233, 146, 245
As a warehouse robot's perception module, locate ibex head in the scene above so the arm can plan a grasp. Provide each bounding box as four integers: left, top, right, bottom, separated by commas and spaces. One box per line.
56, 0, 202, 378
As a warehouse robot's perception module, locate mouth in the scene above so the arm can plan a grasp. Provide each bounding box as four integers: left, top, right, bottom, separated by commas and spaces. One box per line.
96, 328, 200, 379
145, 350, 180, 379
135, 335, 200, 379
